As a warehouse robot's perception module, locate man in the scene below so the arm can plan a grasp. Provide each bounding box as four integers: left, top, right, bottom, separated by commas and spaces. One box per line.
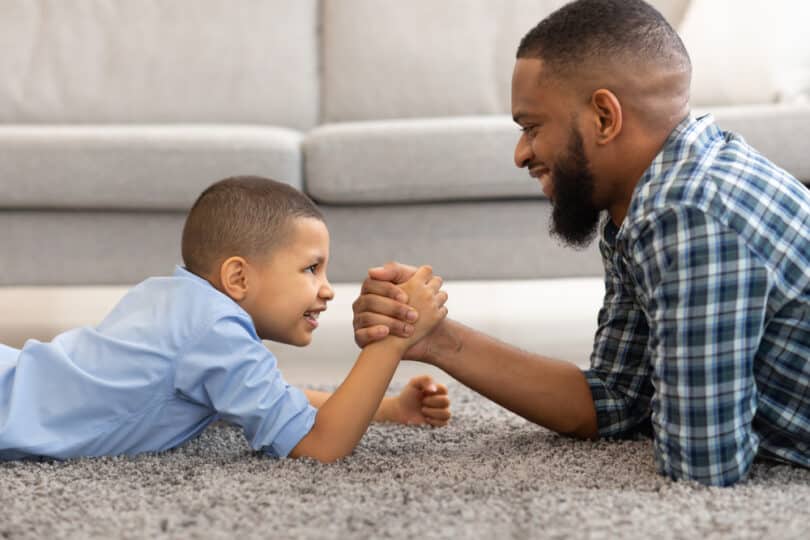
350, 0, 810, 486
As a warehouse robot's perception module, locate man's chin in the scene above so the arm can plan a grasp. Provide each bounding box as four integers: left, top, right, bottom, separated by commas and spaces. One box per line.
549, 215, 600, 248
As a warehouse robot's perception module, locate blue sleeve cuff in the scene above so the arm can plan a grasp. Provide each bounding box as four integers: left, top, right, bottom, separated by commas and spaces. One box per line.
262, 401, 317, 458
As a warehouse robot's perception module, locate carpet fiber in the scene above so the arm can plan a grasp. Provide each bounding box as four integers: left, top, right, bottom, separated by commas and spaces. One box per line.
2, 384, 809, 539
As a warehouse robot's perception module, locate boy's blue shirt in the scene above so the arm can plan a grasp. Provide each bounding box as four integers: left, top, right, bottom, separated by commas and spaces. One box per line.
0, 266, 317, 460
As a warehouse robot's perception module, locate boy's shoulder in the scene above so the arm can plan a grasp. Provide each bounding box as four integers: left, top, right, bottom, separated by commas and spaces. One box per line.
98, 266, 255, 348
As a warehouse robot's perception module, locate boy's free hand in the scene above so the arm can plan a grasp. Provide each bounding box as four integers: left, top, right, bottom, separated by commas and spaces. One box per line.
389, 375, 451, 427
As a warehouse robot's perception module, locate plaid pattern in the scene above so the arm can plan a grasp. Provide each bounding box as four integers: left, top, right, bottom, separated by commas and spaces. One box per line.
584, 114, 810, 486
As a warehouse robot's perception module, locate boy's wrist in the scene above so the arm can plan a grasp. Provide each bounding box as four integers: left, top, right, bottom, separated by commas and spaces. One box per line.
367, 335, 411, 357
378, 396, 400, 423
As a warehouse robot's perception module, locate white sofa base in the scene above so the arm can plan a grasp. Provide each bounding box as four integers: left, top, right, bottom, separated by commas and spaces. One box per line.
0, 278, 603, 385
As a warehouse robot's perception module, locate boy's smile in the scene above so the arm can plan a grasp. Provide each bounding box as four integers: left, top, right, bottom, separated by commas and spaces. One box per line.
240, 217, 334, 346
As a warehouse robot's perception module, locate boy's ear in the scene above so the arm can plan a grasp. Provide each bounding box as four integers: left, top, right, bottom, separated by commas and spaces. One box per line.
219, 256, 250, 302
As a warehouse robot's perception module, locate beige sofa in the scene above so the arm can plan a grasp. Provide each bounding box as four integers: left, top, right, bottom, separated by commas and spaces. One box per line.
0, 0, 807, 285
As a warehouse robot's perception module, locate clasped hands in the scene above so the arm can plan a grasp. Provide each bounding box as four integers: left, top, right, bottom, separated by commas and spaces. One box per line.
352, 261, 448, 362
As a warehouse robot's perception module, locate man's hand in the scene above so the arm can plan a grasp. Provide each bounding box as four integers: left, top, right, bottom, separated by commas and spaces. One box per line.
352, 261, 448, 360
391, 375, 451, 427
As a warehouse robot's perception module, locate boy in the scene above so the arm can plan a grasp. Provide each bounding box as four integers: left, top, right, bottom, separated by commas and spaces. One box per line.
0, 176, 450, 462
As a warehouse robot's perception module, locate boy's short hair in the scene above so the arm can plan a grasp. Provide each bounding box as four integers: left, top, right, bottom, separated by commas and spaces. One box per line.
181, 175, 324, 276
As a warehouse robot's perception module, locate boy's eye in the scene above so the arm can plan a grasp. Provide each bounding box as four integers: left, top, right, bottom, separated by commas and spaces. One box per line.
305, 264, 318, 274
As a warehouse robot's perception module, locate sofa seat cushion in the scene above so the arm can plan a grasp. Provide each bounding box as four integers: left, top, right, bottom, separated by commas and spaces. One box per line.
304, 116, 541, 204
0, 125, 303, 210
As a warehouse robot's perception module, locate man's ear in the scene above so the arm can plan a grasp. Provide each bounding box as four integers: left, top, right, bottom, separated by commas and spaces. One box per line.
219, 256, 250, 302
590, 88, 622, 145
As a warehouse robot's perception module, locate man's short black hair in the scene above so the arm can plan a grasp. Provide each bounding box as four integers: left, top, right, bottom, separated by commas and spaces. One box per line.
181, 175, 324, 276
517, 0, 690, 78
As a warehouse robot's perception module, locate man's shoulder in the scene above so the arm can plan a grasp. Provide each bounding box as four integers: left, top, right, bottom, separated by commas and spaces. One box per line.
633, 130, 802, 232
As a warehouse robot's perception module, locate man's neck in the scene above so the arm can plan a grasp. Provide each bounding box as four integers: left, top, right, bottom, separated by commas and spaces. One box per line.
607, 117, 685, 227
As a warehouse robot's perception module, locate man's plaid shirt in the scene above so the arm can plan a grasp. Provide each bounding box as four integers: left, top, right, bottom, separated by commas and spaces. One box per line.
584, 114, 810, 486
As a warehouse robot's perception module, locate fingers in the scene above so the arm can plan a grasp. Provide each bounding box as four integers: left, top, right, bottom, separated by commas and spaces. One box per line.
354, 313, 414, 339
353, 325, 390, 348
353, 293, 418, 326
359, 277, 409, 303
403, 265, 433, 286
427, 275, 443, 292
421, 393, 450, 409
422, 407, 451, 426
420, 380, 450, 427
367, 261, 419, 285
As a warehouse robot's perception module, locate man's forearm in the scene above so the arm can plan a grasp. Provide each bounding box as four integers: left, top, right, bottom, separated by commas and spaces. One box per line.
423, 319, 599, 438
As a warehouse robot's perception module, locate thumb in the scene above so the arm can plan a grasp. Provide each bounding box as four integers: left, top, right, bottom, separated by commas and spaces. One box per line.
408, 375, 438, 394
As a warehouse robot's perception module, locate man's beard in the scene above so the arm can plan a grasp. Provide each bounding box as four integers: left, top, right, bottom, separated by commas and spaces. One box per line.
548, 127, 601, 248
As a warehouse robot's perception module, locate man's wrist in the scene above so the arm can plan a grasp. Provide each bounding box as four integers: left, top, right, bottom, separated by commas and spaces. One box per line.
418, 320, 462, 366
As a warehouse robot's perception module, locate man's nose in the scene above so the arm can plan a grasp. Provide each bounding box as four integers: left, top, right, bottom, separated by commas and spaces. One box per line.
514, 134, 533, 168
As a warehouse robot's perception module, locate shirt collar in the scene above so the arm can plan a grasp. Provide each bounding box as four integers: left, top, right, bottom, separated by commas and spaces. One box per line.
603, 113, 722, 245
173, 265, 215, 287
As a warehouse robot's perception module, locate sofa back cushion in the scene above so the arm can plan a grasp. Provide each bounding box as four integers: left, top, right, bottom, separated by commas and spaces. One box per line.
0, 0, 319, 130
321, 0, 690, 123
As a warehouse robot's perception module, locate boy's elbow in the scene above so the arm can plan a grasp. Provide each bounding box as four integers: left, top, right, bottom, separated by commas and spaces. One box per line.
287, 426, 349, 463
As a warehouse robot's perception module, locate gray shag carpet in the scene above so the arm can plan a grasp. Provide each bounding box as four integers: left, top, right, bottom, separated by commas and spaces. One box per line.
2, 384, 809, 540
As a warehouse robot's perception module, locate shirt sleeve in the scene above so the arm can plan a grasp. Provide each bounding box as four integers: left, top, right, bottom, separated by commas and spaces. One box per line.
584, 244, 655, 438
630, 207, 768, 486
174, 315, 317, 458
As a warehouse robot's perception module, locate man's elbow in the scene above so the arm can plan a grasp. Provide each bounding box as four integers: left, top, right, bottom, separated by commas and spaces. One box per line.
559, 407, 599, 440
667, 466, 748, 487
656, 439, 755, 487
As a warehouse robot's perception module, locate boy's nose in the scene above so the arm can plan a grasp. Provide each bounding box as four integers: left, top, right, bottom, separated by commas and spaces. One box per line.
320, 279, 335, 301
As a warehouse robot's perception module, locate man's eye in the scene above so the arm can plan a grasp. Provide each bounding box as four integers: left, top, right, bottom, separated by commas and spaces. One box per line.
521, 125, 539, 136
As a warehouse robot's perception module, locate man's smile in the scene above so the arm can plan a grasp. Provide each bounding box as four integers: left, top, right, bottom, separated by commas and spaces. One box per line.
530, 166, 553, 198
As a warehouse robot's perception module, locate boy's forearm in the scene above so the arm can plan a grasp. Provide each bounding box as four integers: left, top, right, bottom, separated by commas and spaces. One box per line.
424, 319, 598, 438
303, 389, 398, 423
296, 338, 407, 461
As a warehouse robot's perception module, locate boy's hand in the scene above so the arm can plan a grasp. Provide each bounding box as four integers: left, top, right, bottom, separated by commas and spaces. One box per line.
395, 265, 448, 348
393, 375, 451, 427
